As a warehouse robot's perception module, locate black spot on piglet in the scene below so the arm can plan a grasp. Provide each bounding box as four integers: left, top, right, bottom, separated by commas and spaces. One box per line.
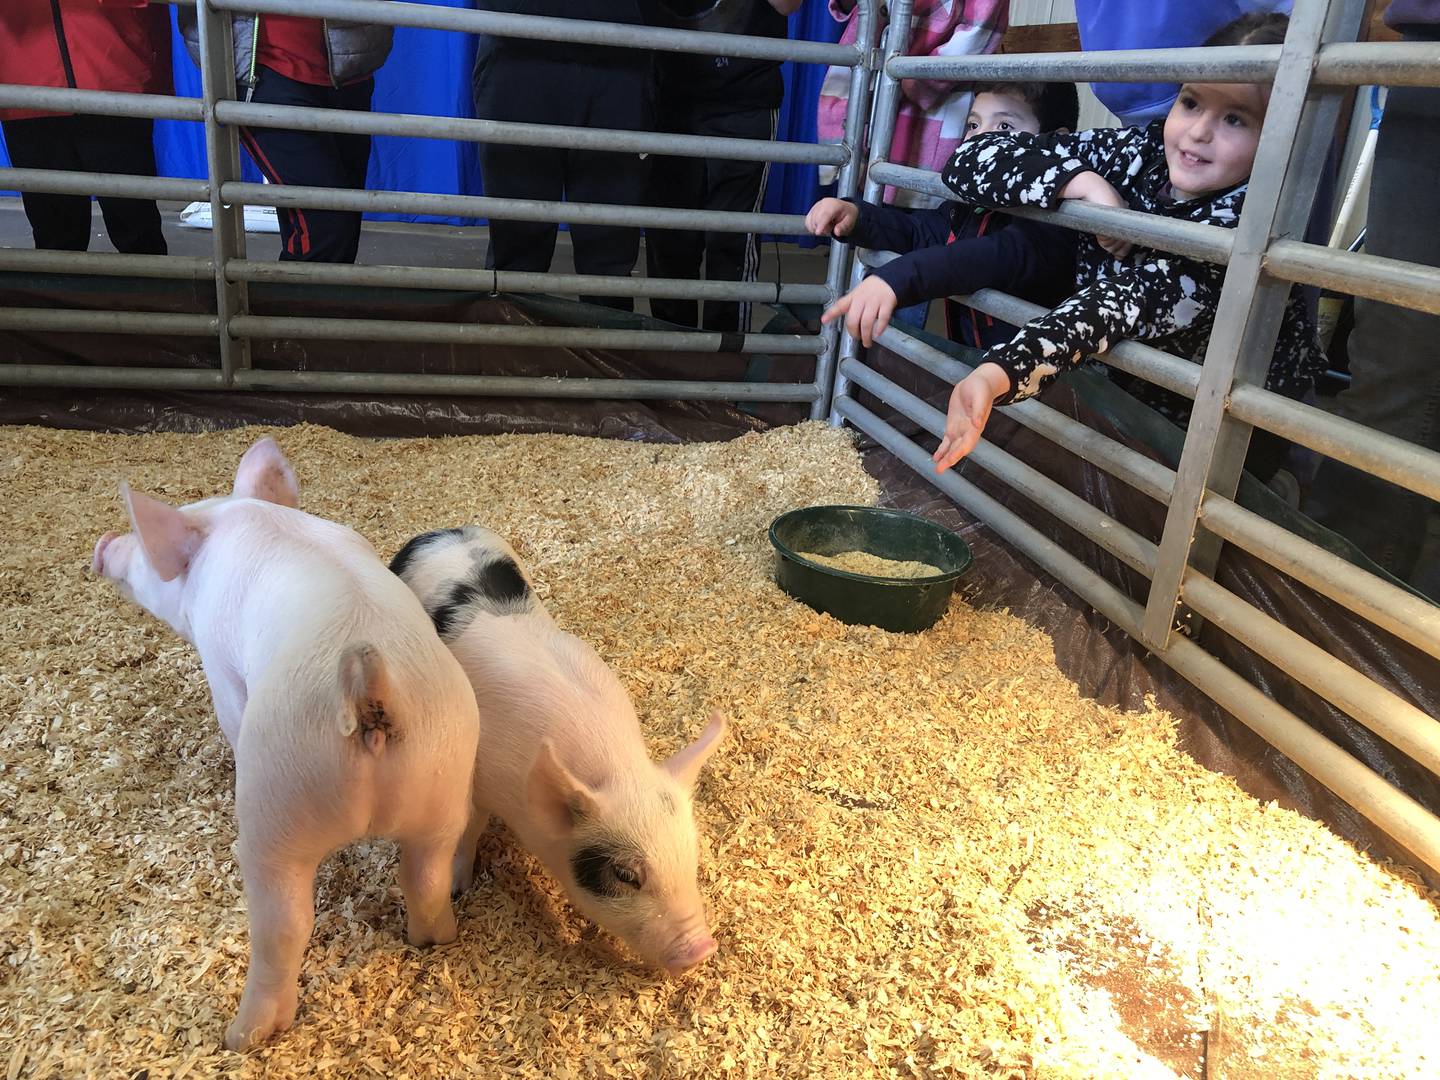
430, 579, 486, 640
389, 527, 465, 581
473, 556, 529, 608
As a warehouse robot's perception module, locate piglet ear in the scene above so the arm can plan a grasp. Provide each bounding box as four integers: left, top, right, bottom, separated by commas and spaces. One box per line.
232, 436, 299, 508
526, 742, 600, 840
663, 710, 727, 791
122, 483, 205, 583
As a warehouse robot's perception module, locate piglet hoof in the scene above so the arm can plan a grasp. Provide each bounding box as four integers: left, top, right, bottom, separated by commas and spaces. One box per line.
224, 1001, 294, 1052
406, 907, 458, 950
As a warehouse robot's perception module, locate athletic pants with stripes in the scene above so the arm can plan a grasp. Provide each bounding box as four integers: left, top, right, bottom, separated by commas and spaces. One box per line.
646, 101, 778, 334
238, 67, 374, 264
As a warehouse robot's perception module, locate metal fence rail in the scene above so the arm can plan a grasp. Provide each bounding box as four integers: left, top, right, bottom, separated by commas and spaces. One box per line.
0, 0, 875, 415
834, 0, 1440, 875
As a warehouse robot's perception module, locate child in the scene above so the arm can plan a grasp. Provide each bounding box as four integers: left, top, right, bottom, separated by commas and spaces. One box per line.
815, 0, 1008, 209
807, 82, 1081, 349
930, 13, 1323, 478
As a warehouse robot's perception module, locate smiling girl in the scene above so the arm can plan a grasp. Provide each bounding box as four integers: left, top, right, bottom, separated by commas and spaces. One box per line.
928, 13, 1323, 478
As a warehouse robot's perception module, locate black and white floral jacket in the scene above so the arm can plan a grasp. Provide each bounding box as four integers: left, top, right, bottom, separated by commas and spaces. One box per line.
939, 121, 1326, 418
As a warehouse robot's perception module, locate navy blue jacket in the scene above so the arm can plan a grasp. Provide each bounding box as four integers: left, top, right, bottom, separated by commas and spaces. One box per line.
844, 199, 1076, 350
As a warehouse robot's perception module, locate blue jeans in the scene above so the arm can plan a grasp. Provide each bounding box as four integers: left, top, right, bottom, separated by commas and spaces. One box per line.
1303, 68, 1440, 590
890, 299, 930, 331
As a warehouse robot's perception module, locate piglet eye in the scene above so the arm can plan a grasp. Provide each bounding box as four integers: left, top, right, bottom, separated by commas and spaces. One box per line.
612, 862, 644, 889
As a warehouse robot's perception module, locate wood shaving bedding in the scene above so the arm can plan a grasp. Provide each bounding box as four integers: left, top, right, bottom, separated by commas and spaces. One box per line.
1, 421, 1437, 1080
795, 551, 944, 579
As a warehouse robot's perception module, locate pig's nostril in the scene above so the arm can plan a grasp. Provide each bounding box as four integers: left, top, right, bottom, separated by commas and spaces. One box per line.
668, 934, 718, 973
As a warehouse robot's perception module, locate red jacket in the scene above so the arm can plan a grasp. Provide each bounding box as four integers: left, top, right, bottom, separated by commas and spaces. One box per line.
0, 0, 173, 121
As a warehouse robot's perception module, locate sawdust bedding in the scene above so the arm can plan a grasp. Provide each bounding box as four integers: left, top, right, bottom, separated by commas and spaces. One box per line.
2, 421, 1438, 1080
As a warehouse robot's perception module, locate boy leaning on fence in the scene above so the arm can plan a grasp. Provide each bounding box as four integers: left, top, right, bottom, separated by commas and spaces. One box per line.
805, 82, 1081, 353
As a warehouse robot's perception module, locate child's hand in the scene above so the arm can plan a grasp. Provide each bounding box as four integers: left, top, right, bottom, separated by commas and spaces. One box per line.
932, 362, 1011, 472
821, 276, 898, 348
806, 198, 859, 238
1059, 170, 1134, 260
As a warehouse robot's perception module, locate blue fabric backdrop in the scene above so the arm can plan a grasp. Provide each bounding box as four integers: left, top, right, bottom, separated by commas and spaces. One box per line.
0, 1, 842, 227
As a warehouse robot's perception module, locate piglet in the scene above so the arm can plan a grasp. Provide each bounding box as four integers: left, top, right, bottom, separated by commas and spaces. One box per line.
389, 525, 725, 975
92, 438, 480, 1051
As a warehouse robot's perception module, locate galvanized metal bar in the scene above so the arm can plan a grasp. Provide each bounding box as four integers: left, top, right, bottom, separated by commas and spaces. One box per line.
229, 315, 825, 354
828, 0, 915, 421
870, 162, 1235, 264
226, 259, 827, 304
887, 44, 1282, 83
814, 0, 879, 420
1182, 570, 1440, 777
1142, 0, 1362, 650
220, 181, 806, 236
848, 356, 1440, 770
211, 0, 860, 66
0, 367, 224, 390
962, 287, 1440, 504
963, 289, 1203, 399
1227, 386, 1440, 503
196, 0, 251, 379
1312, 40, 1440, 87
873, 324, 1440, 666
1198, 495, 1440, 662
214, 99, 845, 166
0, 168, 207, 202
0, 85, 203, 122
0, 309, 220, 335
835, 392, 1440, 874
0, 248, 213, 281
0, 364, 818, 402
840, 358, 1158, 575
1264, 238, 1440, 315
872, 327, 1177, 503
891, 40, 1440, 88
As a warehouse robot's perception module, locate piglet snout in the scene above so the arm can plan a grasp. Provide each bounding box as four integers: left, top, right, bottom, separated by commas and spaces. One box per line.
665, 932, 718, 975
92, 532, 119, 576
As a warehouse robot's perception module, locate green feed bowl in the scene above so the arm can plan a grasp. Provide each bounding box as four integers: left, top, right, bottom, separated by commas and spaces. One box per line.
768, 505, 974, 633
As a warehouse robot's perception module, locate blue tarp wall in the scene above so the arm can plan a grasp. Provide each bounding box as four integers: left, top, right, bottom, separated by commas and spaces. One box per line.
0, 1, 842, 231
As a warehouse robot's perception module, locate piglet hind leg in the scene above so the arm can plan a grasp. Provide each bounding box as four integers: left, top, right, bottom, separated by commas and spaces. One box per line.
225, 843, 319, 1052
399, 833, 461, 947
449, 806, 489, 898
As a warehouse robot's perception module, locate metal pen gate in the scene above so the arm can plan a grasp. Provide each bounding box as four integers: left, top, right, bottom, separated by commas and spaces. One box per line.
2, 0, 1439, 874
0, 0, 878, 415
829, 0, 1440, 875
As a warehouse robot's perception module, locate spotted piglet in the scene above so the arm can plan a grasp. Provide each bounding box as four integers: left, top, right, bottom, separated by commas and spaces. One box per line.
389, 526, 726, 975
92, 438, 480, 1051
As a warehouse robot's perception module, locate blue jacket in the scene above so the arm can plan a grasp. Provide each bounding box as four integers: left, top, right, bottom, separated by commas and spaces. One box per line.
845, 199, 1076, 350
1075, 0, 1292, 124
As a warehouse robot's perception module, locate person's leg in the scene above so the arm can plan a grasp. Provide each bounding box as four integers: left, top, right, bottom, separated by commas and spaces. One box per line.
73, 114, 167, 255
695, 106, 777, 334
472, 45, 567, 275
645, 98, 708, 328
2, 116, 92, 251
563, 60, 653, 311
239, 68, 370, 263
1303, 79, 1440, 586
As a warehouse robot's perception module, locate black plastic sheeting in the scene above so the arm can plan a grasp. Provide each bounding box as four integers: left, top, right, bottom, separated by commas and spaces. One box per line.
3, 278, 1437, 885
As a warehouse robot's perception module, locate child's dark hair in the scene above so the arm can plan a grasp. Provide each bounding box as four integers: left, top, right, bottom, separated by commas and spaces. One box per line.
983, 81, 1081, 134
1203, 12, 1289, 48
